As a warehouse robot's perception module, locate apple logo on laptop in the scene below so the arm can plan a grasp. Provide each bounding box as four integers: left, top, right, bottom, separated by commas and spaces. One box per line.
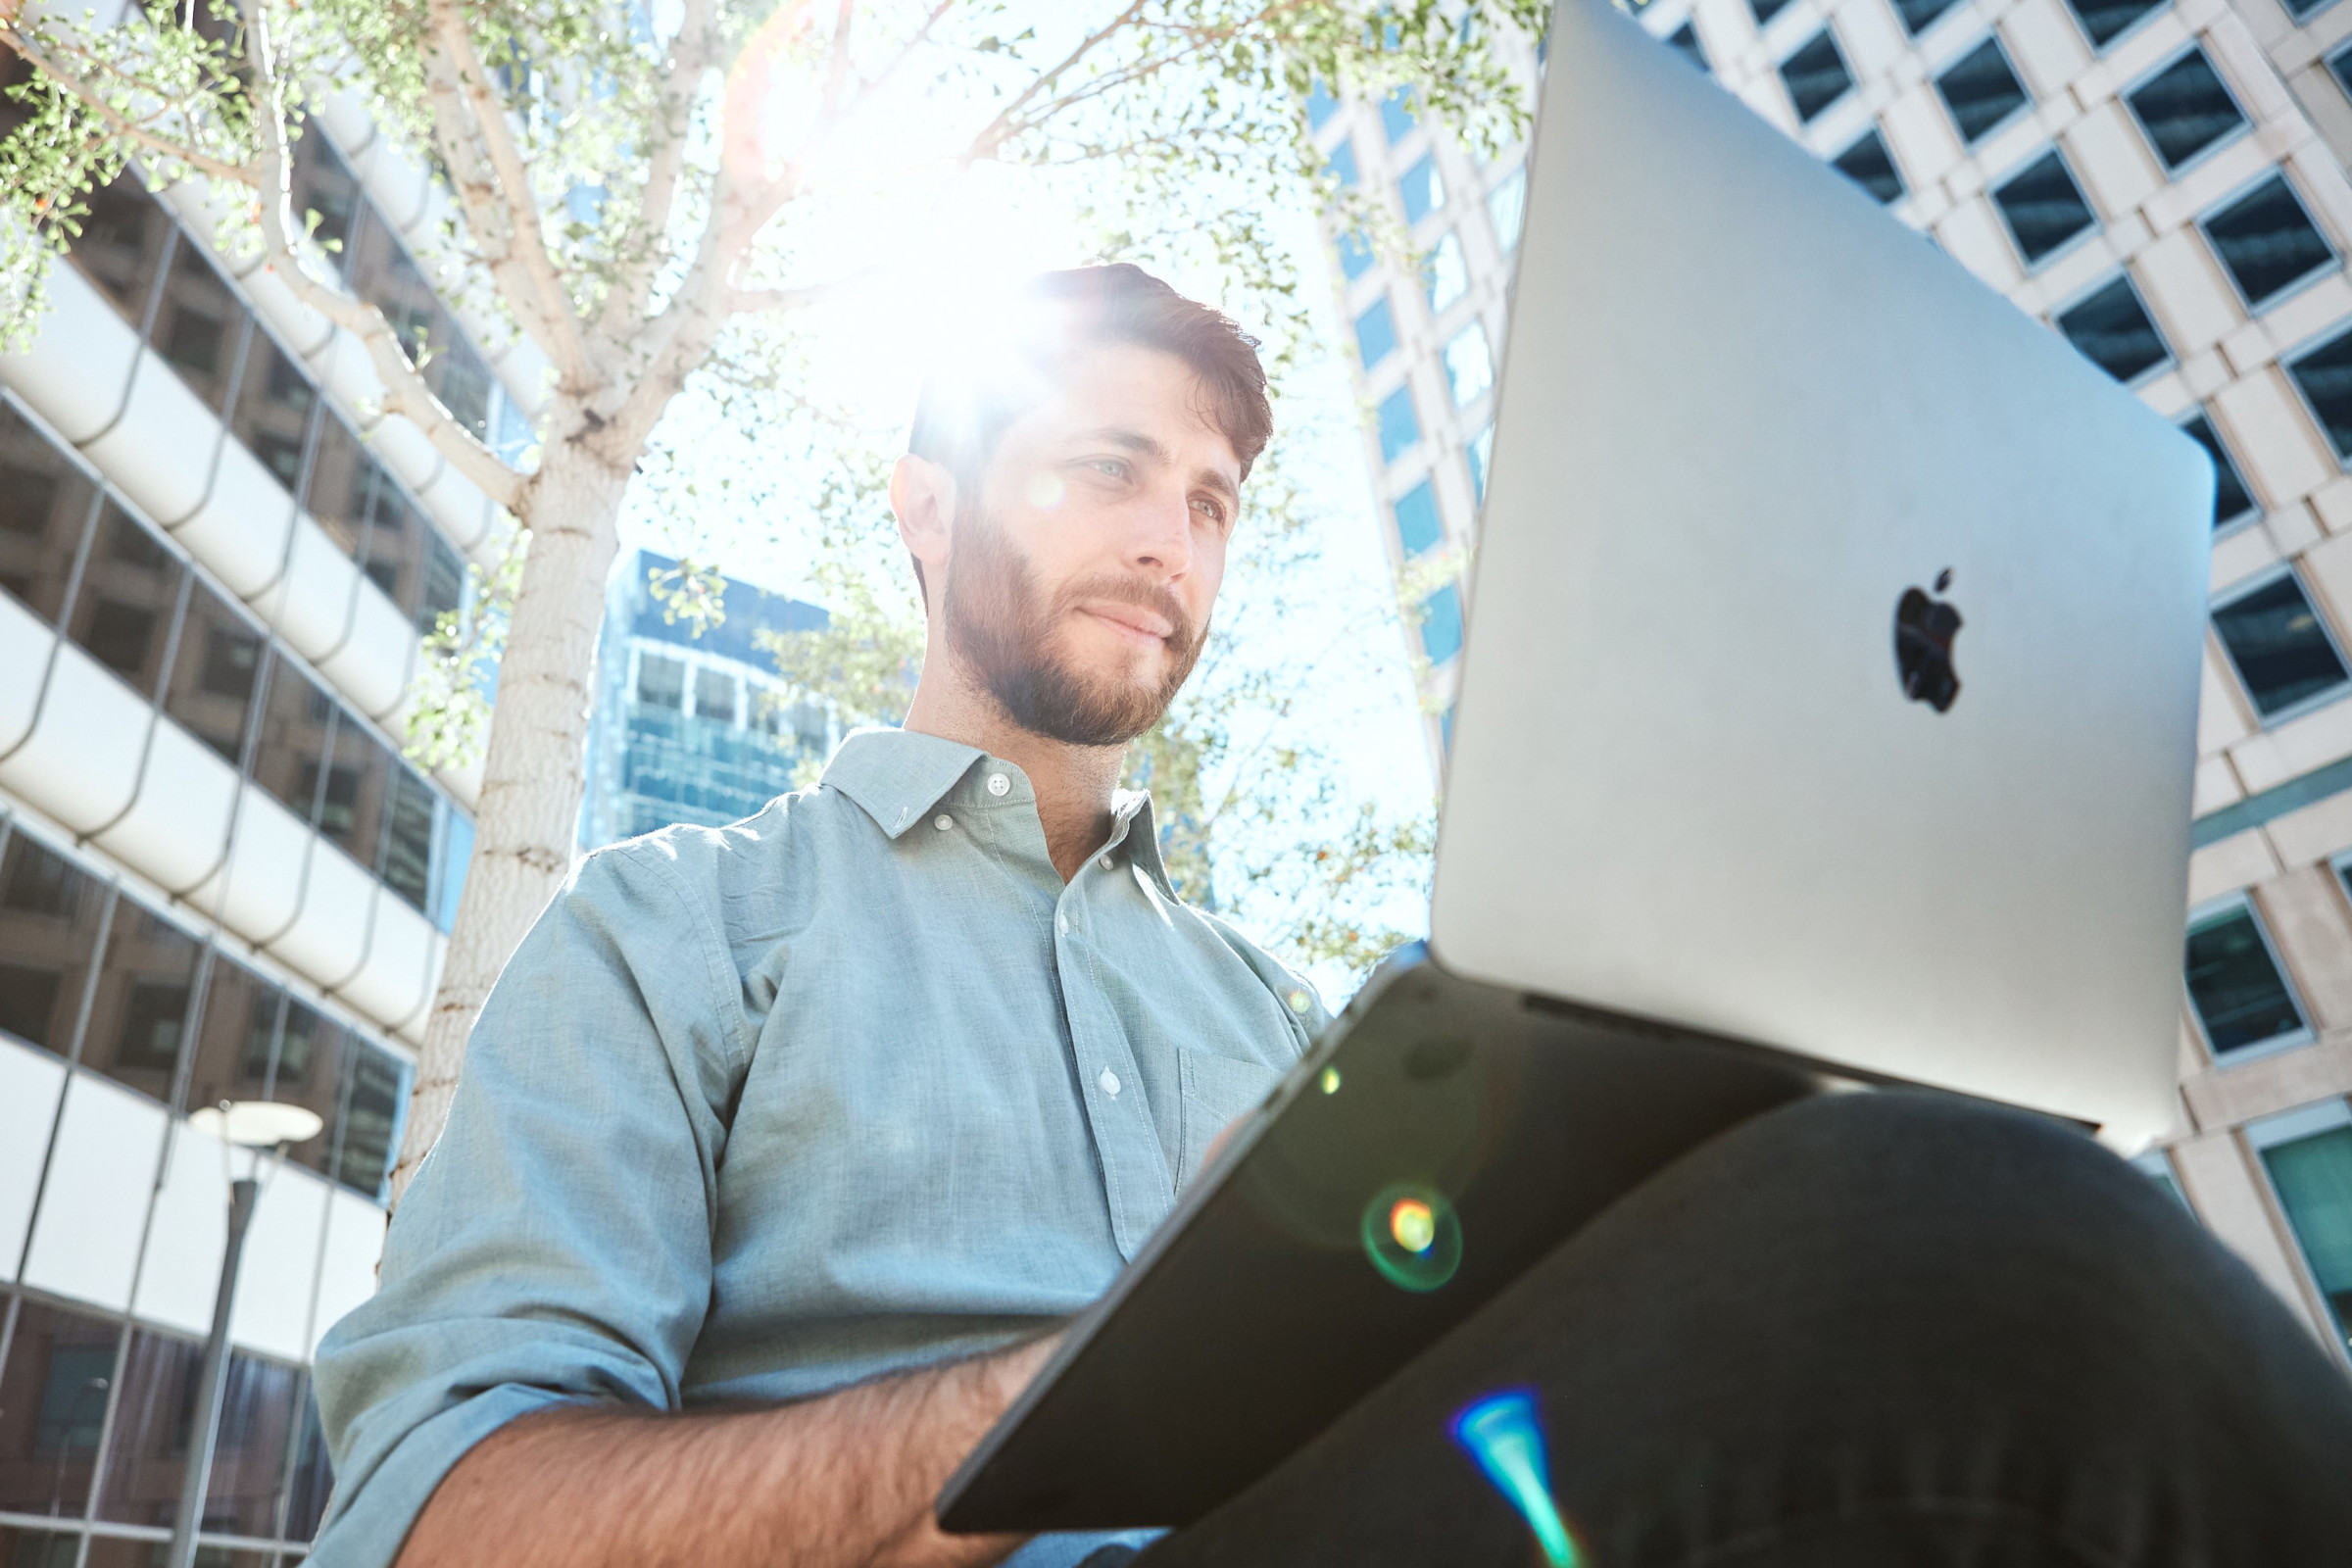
1893, 568, 1963, 712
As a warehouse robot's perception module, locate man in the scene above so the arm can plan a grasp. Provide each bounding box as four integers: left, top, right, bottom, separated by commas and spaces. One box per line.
318, 266, 2352, 1568
314, 265, 1321, 1568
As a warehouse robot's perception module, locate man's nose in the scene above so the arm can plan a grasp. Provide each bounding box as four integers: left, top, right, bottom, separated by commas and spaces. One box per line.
1125, 485, 1194, 578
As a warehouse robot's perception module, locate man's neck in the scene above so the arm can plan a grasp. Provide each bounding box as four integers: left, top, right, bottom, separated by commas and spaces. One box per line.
903, 662, 1124, 883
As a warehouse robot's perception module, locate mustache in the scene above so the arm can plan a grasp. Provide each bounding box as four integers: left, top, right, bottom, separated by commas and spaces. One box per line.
1054, 571, 1201, 654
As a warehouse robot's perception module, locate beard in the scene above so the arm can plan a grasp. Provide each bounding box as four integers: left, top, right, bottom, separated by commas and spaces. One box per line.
942, 502, 1208, 748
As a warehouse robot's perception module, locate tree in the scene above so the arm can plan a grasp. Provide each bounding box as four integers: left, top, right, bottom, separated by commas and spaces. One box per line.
1, 0, 1543, 1197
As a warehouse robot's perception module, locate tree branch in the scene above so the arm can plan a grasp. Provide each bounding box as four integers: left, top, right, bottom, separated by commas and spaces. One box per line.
243, 3, 524, 508
419, 0, 593, 385
960, 0, 1146, 162
0, 22, 258, 185
593, 0, 711, 341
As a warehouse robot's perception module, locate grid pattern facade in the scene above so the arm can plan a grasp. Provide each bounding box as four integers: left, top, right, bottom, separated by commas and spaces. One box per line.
1311, 0, 2352, 1365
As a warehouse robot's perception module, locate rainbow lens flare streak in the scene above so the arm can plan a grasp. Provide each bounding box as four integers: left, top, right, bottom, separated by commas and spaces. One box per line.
1451, 1391, 1577, 1568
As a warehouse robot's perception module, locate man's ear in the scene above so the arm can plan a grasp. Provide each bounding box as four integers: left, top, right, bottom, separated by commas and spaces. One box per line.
891, 454, 957, 612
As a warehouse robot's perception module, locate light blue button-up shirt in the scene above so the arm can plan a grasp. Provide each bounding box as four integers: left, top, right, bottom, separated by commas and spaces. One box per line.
311, 728, 1329, 1568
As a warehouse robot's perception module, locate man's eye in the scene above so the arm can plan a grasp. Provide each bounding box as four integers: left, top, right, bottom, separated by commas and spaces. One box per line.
1085, 458, 1128, 478
1193, 498, 1228, 526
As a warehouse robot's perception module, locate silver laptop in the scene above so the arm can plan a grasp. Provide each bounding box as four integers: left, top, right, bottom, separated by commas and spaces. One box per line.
937, 0, 2215, 1534
1434, 0, 2211, 1151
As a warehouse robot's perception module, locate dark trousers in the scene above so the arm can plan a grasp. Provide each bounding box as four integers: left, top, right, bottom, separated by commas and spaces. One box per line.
1134, 1091, 2352, 1566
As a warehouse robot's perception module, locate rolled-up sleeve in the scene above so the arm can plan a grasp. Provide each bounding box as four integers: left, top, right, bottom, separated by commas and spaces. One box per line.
310, 842, 751, 1568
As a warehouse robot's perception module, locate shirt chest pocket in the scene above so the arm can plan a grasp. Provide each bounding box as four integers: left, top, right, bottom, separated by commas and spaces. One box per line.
1175, 1052, 1288, 1194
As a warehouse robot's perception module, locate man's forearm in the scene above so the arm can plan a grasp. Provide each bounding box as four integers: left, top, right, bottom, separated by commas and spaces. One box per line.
395, 1336, 1058, 1568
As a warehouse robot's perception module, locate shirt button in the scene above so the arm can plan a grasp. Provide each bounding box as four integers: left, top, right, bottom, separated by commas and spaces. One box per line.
1098, 856, 1114, 871
1288, 990, 1310, 1013
934, 814, 954, 831
1056, 913, 1070, 936
987, 773, 1010, 797
1098, 1067, 1121, 1097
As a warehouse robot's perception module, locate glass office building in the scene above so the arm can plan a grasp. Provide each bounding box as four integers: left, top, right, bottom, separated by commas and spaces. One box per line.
580, 553, 835, 851
1312, 0, 2352, 1364
0, 35, 546, 1561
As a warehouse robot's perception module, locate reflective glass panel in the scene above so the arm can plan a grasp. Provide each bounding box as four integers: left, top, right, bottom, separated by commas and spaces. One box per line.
148, 240, 247, 414
1833, 129, 1904, 205
1667, 22, 1707, 72
0, 1298, 120, 1518
1992, 150, 2096, 265
1488, 169, 1527, 252
1444, 321, 1494, 406
2183, 905, 2304, 1052
2055, 275, 2168, 384
695, 666, 738, 724
70, 176, 175, 322
278, 1003, 350, 1179
0, 400, 100, 625
67, 505, 185, 699
162, 581, 264, 764
381, 764, 437, 913
1892, 0, 1962, 33
97, 1328, 202, 1526
1399, 154, 1444, 225
2061, 0, 2165, 47
282, 1387, 330, 1542
250, 656, 337, 825
1394, 479, 1444, 556
1377, 385, 1421, 464
1337, 229, 1375, 281
1355, 297, 1398, 369
1421, 584, 1465, 665
636, 652, 685, 710
78, 895, 203, 1102
2203, 174, 2334, 309
290, 130, 362, 266
1379, 87, 1417, 144
227, 328, 318, 497
2180, 414, 2257, 529
2290, 325, 2352, 459
1327, 137, 1359, 189
1423, 233, 1468, 312
204, 1351, 299, 1538
1468, 424, 1494, 504
301, 414, 370, 559
180, 953, 281, 1113
1780, 28, 1853, 123
2126, 50, 2245, 171
1936, 38, 2030, 145
2260, 1126, 2352, 1350
2212, 572, 2351, 717
0, 1524, 78, 1567
332, 1042, 406, 1199
316, 715, 391, 864
0, 834, 106, 1056
1749, 0, 1791, 24
1305, 77, 1340, 131
420, 534, 466, 633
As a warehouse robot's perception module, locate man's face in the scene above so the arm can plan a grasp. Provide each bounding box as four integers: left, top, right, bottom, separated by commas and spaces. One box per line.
940, 342, 1243, 747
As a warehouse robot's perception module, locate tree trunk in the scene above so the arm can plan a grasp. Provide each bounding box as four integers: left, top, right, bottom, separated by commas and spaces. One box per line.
389, 421, 635, 1203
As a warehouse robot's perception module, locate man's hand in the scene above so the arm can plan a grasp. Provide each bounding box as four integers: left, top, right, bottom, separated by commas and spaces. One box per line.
395, 1333, 1062, 1568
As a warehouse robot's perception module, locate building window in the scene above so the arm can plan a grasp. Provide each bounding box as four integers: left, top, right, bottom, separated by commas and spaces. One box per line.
148, 238, 247, 416
1399, 153, 1445, 225
2060, 0, 2166, 49
1377, 385, 1422, 464
1667, 21, 1708, 72
1780, 29, 1854, 123
1891, 0, 1963, 35
78, 896, 203, 1104
1936, 38, 2031, 145
1355, 297, 1399, 370
1991, 150, 2095, 266
1424, 232, 1469, 313
0, 398, 101, 628
1337, 229, 1375, 281
2126, 49, 2245, 172
1380, 87, 1417, 144
1749, 0, 1790, 25
1305, 76, 1340, 130
2181, 413, 2257, 530
1395, 479, 1445, 556
696, 666, 739, 725
1469, 423, 1494, 503
2183, 899, 2308, 1054
2289, 324, 2352, 460
0, 831, 106, 1058
637, 651, 686, 710
2252, 1110, 2352, 1351
2054, 274, 2168, 384
67, 173, 175, 321
162, 579, 265, 764
1420, 584, 1466, 665
1488, 168, 1527, 252
2201, 175, 2335, 311
2211, 568, 2352, 719
1833, 127, 1905, 204
2330, 41, 2352, 104
1444, 322, 1495, 407
1327, 136, 1359, 189
66, 504, 185, 701
0, 1298, 121, 1518
2280, 0, 2337, 20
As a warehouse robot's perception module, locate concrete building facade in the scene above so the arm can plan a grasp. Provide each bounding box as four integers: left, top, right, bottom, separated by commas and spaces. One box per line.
1312, 0, 2352, 1366
579, 552, 833, 852
0, 36, 544, 1562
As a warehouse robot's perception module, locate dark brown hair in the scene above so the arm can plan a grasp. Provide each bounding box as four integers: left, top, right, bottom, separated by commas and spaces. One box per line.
906, 264, 1274, 522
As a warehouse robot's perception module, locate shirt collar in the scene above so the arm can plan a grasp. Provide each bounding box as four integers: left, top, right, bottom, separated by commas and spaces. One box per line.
819, 727, 989, 839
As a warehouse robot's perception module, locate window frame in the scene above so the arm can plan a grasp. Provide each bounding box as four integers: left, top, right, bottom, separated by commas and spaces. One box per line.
2051, 269, 2174, 388
1832, 124, 1908, 206
2209, 562, 2352, 726
2242, 1097, 2352, 1355
1988, 145, 2101, 271
1779, 24, 1857, 125
2181, 409, 2262, 536
2058, 0, 2171, 54
1933, 33, 2035, 148
2183, 890, 2315, 1062
2280, 317, 2352, 470
2195, 168, 2341, 318
2122, 43, 2251, 179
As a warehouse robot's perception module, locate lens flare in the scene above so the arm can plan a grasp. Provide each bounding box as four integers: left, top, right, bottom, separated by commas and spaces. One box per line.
1451, 1391, 1578, 1567
1024, 470, 1067, 509
1319, 1065, 1343, 1095
1359, 1183, 1460, 1291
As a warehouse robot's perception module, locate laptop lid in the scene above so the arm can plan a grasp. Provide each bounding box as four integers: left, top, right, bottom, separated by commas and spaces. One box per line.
1428, 0, 2213, 1148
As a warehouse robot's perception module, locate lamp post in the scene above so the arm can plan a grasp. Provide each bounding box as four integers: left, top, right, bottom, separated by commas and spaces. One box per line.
165, 1100, 323, 1568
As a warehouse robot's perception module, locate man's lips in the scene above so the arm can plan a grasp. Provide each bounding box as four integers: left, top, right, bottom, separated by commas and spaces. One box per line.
1076, 602, 1175, 644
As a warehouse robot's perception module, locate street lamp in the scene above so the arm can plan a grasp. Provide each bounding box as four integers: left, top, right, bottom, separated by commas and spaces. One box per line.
165, 1100, 323, 1568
